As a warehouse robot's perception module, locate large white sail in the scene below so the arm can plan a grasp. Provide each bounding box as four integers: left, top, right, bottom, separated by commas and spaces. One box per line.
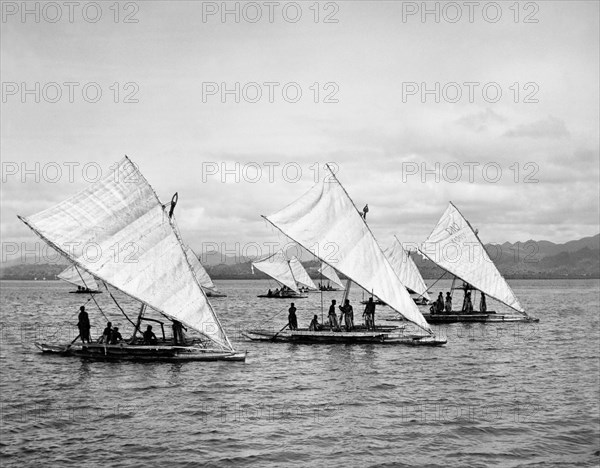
58, 265, 99, 291
263, 166, 432, 333
385, 237, 430, 301
252, 250, 299, 292
18, 156, 233, 350
419, 202, 525, 313
318, 262, 344, 289
185, 246, 218, 291
289, 256, 317, 290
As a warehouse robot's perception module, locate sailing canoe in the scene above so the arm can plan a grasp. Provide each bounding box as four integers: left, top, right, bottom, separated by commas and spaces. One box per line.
419, 202, 538, 324
20, 156, 245, 362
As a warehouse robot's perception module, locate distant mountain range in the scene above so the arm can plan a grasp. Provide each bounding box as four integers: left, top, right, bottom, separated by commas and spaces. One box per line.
1, 234, 598, 280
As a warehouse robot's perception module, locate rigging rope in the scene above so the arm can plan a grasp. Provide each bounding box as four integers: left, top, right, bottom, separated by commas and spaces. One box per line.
102, 282, 137, 328
74, 266, 110, 322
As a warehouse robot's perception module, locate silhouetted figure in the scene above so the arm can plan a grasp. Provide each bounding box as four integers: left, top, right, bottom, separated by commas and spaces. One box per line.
339, 299, 354, 331
463, 292, 473, 313
328, 300, 340, 331
362, 204, 369, 219
364, 297, 376, 330
109, 327, 123, 344
436, 292, 444, 313
143, 325, 158, 345
480, 293, 487, 313
288, 303, 298, 330
445, 292, 452, 313
99, 322, 112, 343
77, 306, 91, 343
309, 315, 322, 331
172, 320, 186, 345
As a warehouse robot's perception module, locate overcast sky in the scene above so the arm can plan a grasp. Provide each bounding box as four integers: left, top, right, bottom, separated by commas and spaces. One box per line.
1, 1, 598, 261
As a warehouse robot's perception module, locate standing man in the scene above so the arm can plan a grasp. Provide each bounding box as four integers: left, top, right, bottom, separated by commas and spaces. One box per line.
288, 303, 298, 330
328, 300, 340, 331
339, 299, 354, 331
363, 297, 376, 330
362, 204, 369, 219
172, 320, 187, 345
444, 292, 452, 313
436, 292, 444, 313
77, 306, 91, 343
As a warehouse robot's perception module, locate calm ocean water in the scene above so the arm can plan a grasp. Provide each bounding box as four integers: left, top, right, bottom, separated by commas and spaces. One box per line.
0, 279, 598, 467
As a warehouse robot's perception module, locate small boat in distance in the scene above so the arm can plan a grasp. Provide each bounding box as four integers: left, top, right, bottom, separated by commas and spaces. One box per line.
58, 265, 102, 294
19, 156, 245, 362
246, 165, 446, 346
315, 263, 344, 291
253, 250, 310, 298
419, 202, 539, 324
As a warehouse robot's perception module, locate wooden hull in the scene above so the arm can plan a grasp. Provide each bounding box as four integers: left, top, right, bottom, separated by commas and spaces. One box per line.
243, 327, 446, 346
35, 342, 246, 362
422, 311, 539, 323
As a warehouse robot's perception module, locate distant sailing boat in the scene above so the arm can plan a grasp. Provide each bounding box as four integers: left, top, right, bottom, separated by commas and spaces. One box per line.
58, 265, 102, 294
253, 250, 311, 298
419, 202, 538, 323
20, 156, 245, 361
317, 262, 344, 291
245, 165, 446, 345
185, 247, 227, 298
359, 238, 431, 306
385, 237, 431, 305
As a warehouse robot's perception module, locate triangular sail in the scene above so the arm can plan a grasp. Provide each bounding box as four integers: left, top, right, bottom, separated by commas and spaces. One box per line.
252, 250, 299, 292
18, 156, 233, 350
289, 256, 317, 290
184, 246, 218, 291
419, 202, 525, 313
58, 265, 99, 291
263, 166, 432, 333
318, 262, 344, 289
385, 238, 431, 301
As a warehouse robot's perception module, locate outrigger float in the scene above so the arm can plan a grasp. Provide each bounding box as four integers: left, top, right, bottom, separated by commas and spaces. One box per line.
246, 164, 446, 347
20, 156, 245, 362
419, 202, 539, 324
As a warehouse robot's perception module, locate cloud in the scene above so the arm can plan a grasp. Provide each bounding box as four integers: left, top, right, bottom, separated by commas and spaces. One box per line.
455, 108, 507, 133
504, 116, 570, 139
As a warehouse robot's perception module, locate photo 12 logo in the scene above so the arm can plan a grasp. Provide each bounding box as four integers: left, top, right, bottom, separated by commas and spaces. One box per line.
1, 2, 140, 23
401, 161, 540, 184
201, 82, 339, 104
2, 82, 140, 104
401, 82, 539, 104
200, 161, 339, 184
401, 2, 539, 23
201, 1, 340, 23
